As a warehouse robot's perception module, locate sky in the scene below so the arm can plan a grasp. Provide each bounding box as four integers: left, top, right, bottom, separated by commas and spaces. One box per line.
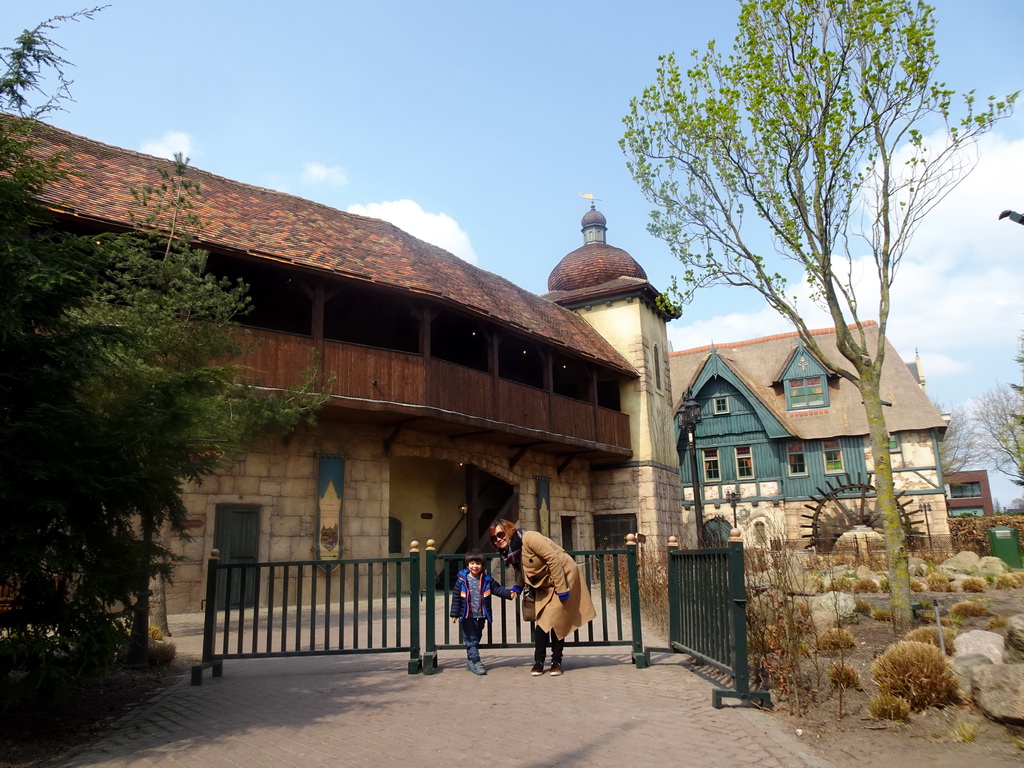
7, 1, 1024, 504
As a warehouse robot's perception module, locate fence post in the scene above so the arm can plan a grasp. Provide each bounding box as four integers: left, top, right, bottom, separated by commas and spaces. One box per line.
408, 541, 422, 674
422, 540, 437, 674
666, 536, 679, 651
625, 534, 648, 668
190, 549, 223, 686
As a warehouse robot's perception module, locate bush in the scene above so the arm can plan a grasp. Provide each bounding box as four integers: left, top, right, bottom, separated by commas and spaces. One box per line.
147, 640, 177, 667
994, 574, 1022, 589
988, 615, 1008, 630
871, 607, 892, 623
926, 573, 954, 592
868, 693, 911, 722
851, 578, 879, 593
828, 575, 855, 592
828, 662, 861, 691
148, 626, 165, 641
960, 577, 987, 593
949, 600, 990, 618
853, 598, 872, 614
909, 579, 926, 592
903, 626, 956, 655
871, 641, 959, 711
817, 627, 856, 652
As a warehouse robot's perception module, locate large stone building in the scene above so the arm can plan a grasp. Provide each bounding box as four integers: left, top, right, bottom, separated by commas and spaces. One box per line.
668, 325, 952, 550
29, 121, 682, 613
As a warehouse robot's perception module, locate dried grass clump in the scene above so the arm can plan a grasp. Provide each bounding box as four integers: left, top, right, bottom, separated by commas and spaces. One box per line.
851, 578, 880, 594
827, 575, 855, 593
925, 573, 954, 592
949, 600, 990, 618
871, 641, 959, 711
817, 627, 856, 652
994, 574, 1023, 589
903, 626, 956, 655
988, 615, 1008, 630
853, 598, 872, 615
148, 626, 164, 641
960, 577, 987, 593
827, 662, 861, 691
147, 640, 178, 667
909, 579, 926, 592
871, 607, 892, 623
868, 693, 911, 722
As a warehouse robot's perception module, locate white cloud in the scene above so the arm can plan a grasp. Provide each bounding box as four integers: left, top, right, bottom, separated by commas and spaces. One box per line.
301, 162, 348, 187
346, 199, 478, 264
138, 131, 194, 160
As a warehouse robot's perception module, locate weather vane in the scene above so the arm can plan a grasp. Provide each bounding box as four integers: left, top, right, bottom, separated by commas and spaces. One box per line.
579, 192, 603, 203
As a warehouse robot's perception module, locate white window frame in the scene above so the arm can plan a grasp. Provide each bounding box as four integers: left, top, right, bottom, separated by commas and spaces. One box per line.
735, 445, 754, 479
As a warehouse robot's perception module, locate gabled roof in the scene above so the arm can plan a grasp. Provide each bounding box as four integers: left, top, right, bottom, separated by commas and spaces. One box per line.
19, 118, 637, 378
668, 322, 946, 440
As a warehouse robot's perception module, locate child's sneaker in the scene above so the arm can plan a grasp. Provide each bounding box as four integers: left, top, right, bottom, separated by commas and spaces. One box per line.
530, 663, 544, 676
470, 661, 486, 675
548, 663, 562, 676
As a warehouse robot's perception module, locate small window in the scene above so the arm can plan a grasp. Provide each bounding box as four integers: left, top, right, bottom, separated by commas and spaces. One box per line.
788, 376, 825, 409
735, 445, 754, 479
594, 513, 636, 550
823, 439, 844, 473
888, 434, 901, 453
714, 396, 730, 414
787, 442, 807, 476
703, 449, 721, 481
654, 345, 661, 390
950, 482, 981, 499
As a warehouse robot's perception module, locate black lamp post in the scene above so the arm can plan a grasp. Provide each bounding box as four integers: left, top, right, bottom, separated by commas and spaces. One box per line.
999, 209, 1024, 225
725, 487, 741, 529
678, 392, 705, 548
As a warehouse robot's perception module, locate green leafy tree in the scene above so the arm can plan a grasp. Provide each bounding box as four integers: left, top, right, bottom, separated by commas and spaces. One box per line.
0, 13, 326, 704
622, 0, 1015, 630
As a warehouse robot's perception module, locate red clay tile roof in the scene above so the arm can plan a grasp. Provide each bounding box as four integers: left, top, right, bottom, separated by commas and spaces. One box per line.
20, 118, 637, 377
547, 242, 648, 292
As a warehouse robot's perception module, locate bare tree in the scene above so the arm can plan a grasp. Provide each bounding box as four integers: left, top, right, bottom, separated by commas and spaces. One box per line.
622, 0, 1016, 629
935, 400, 983, 476
972, 383, 1024, 487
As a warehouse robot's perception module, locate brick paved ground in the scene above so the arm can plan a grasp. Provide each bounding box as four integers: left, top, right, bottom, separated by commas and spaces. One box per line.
55, 615, 835, 768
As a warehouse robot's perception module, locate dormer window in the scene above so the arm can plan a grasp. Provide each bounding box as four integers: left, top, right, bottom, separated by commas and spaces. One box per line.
779, 345, 830, 411
788, 376, 825, 409
713, 396, 730, 414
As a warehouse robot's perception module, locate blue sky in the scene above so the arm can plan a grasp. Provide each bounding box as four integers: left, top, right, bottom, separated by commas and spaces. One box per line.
8, 1, 1024, 504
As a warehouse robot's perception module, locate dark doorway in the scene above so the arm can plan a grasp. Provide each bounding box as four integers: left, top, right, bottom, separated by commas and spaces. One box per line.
213, 505, 260, 608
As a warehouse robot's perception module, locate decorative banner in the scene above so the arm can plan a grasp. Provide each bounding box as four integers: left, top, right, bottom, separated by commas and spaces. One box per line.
316, 455, 345, 562
536, 476, 551, 538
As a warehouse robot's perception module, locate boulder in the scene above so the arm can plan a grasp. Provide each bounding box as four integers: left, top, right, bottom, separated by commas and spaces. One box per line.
942, 551, 980, 575
810, 591, 858, 624
972, 663, 1024, 726
854, 565, 873, 579
1005, 613, 1024, 663
951, 653, 994, 698
908, 557, 927, 577
977, 556, 1010, 575
953, 630, 1005, 665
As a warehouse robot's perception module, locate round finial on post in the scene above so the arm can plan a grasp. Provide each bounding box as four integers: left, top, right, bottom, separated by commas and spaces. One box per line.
729, 527, 743, 543
667, 536, 678, 548
409, 540, 420, 553
625, 533, 636, 547
425, 539, 436, 551
210, 549, 221, 560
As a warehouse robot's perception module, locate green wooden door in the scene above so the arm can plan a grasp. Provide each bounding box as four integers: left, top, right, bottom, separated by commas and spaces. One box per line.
213, 505, 260, 608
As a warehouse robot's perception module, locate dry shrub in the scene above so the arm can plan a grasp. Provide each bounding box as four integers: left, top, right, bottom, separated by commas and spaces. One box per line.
851, 578, 879, 594
988, 615, 1008, 630
868, 693, 911, 722
828, 662, 861, 691
147, 640, 177, 667
817, 627, 856, 653
148, 626, 164, 641
949, 600, 990, 618
853, 598, 872, 614
827, 575, 855, 593
960, 577, 987, 593
925, 573, 954, 592
994, 574, 1022, 589
909, 579, 926, 592
903, 626, 956, 655
636, 545, 669, 638
871, 607, 892, 623
871, 641, 959, 711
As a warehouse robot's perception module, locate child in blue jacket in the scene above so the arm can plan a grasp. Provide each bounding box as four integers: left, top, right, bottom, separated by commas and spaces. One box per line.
449, 549, 513, 675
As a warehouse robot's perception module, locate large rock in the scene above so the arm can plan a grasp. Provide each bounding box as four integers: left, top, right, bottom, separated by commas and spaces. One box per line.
972, 663, 1024, 726
953, 630, 1005, 665
810, 591, 858, 624
952, 653, 994, 698
908, 557, 927, 577
1006, 613, 1024, 663
977, 556, 1010, 576
942, 551, 980, 575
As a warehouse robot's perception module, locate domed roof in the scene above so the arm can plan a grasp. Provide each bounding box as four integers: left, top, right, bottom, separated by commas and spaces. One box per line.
547, 242, 648, 292
547, 205, 647, 292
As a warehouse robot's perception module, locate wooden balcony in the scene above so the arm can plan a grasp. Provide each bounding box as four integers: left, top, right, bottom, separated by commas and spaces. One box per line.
235, 329, 631, 459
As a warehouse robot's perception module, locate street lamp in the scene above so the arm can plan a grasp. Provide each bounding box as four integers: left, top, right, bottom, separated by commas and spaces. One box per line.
725, 487, 741, 529
677, 392, 705, 547
998, 209, 1023, 225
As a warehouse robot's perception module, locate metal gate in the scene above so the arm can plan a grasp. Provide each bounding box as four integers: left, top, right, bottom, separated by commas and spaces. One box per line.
666, 538, 771, 708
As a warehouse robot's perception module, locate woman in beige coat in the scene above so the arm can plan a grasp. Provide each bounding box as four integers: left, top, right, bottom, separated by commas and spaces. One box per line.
489, 519, 597, 676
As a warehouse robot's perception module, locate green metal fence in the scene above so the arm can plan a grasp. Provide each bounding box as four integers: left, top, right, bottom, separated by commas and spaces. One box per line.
666, 538, 771, 708
422, 539, 647, 673
190, 547, 422, 684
